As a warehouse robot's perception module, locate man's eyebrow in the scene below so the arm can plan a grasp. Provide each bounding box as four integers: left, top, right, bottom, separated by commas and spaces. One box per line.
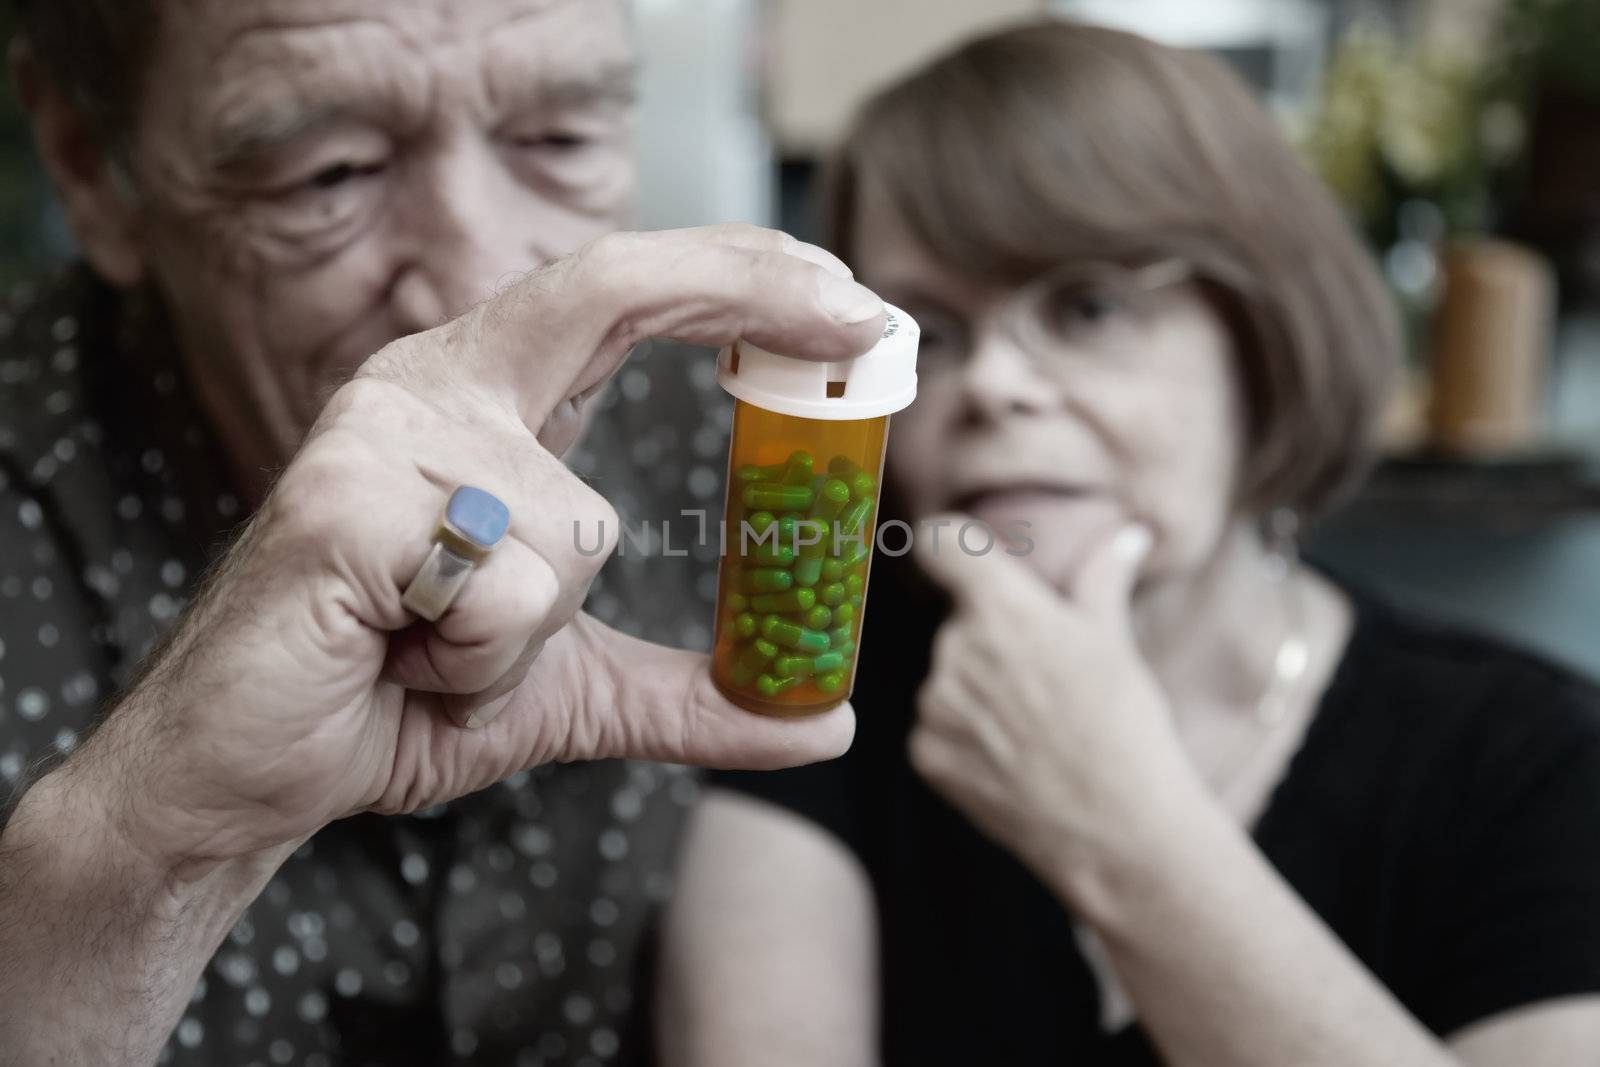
206, 102, 352, 170
505, 60, 641, 111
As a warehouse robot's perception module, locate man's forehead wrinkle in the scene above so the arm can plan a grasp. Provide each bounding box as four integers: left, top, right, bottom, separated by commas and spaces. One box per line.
200, 22, 432, 160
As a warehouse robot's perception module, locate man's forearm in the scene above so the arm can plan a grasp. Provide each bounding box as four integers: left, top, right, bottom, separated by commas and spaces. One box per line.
0, 755, 289, 1065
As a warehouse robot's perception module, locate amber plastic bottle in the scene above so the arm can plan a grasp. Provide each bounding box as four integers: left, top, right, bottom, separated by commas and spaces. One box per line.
711, 307, 919, 716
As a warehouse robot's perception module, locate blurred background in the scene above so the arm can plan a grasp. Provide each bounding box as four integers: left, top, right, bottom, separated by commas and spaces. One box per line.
3, 0, 1598, 677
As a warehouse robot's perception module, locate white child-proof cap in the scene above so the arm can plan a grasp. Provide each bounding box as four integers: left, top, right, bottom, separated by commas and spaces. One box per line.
716, 304, 919, 421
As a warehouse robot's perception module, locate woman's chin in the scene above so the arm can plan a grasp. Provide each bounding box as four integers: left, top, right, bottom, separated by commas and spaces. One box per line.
961, 491, 1127, 592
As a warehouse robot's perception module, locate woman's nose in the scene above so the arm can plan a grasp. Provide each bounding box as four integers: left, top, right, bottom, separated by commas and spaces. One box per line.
956, 328, 1050, 425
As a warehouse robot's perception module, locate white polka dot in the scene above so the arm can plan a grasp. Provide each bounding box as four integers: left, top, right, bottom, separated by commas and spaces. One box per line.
51, 346, 77, 374
176, 1018, 203, 1048
17, 688, 48, 721
451, 1029, 479, 1057
61, 670, 97, 707
535, 932, 562, 961
37, 623, 58, 648
495, 962, 524, 990
448, 865, 477, 894
400, 852, 428, 884
590, 897, 619, 927
44, 391, 71, 415
391, 919, 419, 948
272, 945, 299, 976
298, 990, 328, 1022
687, 465, 719, 499
149, 593, 178, 621
190, 976, 207, 1003
334, 968, 363, 997
116, 495, 141, 520
529, 861, 558, 888
52, 437, 75, 463
268, 1039, 294, 1065
141, 449, 164, 474
515, 824, 552, 857
588, 938, 617, 967
610, 790, 642, 822
160, 497, 185, 523
302, 938, 328, 962
53, 728, 77, 754
619, 369, 650, 401
591, 1028, 620, 1058
598, 830, 628, 862
160, 559, 186, 588
111, 549, 133, 574
31, 576, 51, 600
1, 752, 25, 780
51, 316, 77, 342
31, 455, 57, 482
563, 994, 595, 1025
690, 358, 717, 391
219, 951, 256, 985
17, 499, 42, 529
244, 987, 271, 1016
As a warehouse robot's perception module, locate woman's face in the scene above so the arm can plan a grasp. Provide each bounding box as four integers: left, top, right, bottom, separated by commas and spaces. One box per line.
853, 195, 1247, 588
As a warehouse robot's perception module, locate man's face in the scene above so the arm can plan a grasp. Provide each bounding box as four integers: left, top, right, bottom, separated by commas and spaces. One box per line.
125, 0, 638, 480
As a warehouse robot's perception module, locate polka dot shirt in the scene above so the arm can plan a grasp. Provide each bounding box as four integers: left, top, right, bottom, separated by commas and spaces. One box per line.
0, 268, 733, 1066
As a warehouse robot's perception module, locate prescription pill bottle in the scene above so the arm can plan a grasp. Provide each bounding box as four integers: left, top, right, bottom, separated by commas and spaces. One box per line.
711, 305, 919, 716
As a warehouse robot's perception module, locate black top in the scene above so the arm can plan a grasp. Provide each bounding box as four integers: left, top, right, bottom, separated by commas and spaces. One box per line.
718, 564, 1600, 1065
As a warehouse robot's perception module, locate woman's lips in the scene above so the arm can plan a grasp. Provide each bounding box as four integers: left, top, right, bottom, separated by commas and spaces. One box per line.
949, 486, 1126, 591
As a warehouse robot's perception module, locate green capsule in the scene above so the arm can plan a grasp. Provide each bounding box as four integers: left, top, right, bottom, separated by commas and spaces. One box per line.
809, 478, 850, 523
773, 654, 815, 679
761, 615, 831, 654
839, 497, 873, 539
812, 650, 846, 674
837, 541, 871, 570
733, 612, 758, 640
827, 456, 877, 500
849, 593, 863, 608
780, 451, 815, 486
742, 483, 814, 511
752, 541, 796, 567
835, 638, 856, 658
805, 604, 833, 631
741, 568, 793, 593
736, 462, 784, 484
794, 519, 828, 561
735, 637, 778, 674
750, 588, 816, 614
845, 574, 864, 598
819, 582, 846, 607
726, 592, 749, 614
793, 556, 823, 587
829, 624, 853, 647
757, 674, 799, 698
815, 670, 847, 695
820, 559, 844, 584
746, 511, 776, 533
834, 602, 856, 627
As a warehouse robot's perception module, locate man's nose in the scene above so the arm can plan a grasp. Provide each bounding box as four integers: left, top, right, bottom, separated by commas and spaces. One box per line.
389, 143, 560, 331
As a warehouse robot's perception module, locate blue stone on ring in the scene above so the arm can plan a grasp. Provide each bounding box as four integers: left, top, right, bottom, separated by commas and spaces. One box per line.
445, 486, 510, 549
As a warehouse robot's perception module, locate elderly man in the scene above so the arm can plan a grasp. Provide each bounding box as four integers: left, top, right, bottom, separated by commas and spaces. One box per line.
0, 1, 884, 1063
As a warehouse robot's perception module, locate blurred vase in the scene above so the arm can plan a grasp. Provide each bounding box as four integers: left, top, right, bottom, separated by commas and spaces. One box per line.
1426, 238, 1555, 453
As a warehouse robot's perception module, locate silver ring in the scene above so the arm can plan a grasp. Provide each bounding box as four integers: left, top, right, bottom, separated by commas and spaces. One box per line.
402, 486, 510, 622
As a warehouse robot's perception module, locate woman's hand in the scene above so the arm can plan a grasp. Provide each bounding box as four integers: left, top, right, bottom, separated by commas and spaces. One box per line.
909, 517, 1205, 892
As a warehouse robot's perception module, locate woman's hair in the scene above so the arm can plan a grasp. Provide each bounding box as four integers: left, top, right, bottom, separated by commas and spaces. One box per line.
826, 20, 1400, 521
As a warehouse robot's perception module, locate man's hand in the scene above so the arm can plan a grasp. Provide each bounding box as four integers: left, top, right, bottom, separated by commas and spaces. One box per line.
79, 224, 885, 871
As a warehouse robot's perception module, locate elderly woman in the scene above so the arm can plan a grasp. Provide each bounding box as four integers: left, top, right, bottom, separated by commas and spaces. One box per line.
0, 1, 879, 1063
658, 22, 1600, 1067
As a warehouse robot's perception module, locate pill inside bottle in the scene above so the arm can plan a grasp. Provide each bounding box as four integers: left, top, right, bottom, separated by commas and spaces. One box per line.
711, 306, 920, 716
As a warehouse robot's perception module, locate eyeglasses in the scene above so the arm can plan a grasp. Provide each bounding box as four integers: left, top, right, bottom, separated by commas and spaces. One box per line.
915, 258, 1195, 371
